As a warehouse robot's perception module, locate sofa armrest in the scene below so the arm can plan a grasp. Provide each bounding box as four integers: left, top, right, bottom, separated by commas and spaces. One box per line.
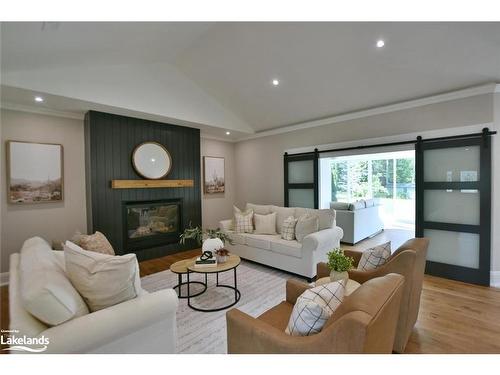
219, 219, 233, 231
286, 279, 311, 304
301, 226, 344, 253
41, 289, 178, 353
316, 262, 330, 279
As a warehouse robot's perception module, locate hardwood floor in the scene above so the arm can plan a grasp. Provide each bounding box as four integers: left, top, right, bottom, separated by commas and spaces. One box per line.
1, 232, 499, 354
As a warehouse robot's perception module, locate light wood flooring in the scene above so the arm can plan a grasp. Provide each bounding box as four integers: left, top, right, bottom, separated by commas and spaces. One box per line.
2, 229, 499, 353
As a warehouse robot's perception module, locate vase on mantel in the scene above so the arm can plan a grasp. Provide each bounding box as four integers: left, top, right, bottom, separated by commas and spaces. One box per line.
330, 270, 349, 282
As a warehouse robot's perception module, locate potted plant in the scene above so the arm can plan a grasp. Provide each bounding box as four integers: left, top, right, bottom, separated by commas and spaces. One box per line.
180, 224, 233, 255
326, 248, 354, 282
215, 248, 230, 263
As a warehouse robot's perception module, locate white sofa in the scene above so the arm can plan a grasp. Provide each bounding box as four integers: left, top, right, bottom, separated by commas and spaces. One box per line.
9, 237, 178, 354
331, 199, 384, 245
220, 204, 343, 280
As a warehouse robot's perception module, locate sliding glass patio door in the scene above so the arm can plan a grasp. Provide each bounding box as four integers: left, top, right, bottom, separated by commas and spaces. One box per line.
416, 131, 491, 286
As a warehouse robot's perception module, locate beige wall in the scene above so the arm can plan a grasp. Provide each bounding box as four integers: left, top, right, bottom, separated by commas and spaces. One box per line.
1, 109, 87, 273
201, 138, 236, 228
234, 93, 500, 276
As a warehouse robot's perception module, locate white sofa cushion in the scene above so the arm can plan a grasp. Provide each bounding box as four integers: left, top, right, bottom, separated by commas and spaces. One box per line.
20, 237, 89, 326
246, 203, 273, 215
286, 279, 346, 336
281, 216, 298, 240
294, 207, 335, 230
295, 214, 320, 242
270, 238, 302, 259
244, 234, 277, 251
226, 230, 246, 245
271, 206, 296, 234
64, 241, 142, 312
330, 202, 351, 211
254, 212, 277, 235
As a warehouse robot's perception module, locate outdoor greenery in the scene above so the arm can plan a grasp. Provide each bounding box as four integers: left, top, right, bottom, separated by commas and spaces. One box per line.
326, 248, 354, 272
331, 157, 415, 202
179, 224, 234, 245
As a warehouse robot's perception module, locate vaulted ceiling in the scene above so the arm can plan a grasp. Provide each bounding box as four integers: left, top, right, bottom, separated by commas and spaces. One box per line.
2, 22, 500, 139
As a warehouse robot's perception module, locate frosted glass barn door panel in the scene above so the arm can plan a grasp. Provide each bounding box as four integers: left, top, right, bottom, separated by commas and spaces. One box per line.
423, 190, 480, 225
288, 160, 314, 183
423, 145, 479, 182
424, 229, 479, 269
288, 189, 315, 208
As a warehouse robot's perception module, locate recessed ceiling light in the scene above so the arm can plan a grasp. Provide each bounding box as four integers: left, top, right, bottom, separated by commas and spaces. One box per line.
34, 96, 44, 103
225, 131, 231, 135
376, 40, 385, 48
272, 79, 279, 86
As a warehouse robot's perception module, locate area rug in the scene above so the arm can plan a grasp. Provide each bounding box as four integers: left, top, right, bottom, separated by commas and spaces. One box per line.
141, 260, 303, 354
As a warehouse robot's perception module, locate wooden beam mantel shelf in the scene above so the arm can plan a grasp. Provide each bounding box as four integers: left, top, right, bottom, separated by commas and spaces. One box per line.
111, 179, 194, 189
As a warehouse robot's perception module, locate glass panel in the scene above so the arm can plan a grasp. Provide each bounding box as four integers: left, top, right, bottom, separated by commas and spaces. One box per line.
289, 189, 315, 208
372, 159, 394, 199
288, 160, 314, 183
425, 229, 479, 269
423, 145, 480, 182
424, 190, 480, 225
331, 160, 348, 202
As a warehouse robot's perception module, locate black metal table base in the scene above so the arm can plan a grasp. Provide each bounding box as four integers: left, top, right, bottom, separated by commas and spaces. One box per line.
173, 273, 207, 299
187, 267, 241, 312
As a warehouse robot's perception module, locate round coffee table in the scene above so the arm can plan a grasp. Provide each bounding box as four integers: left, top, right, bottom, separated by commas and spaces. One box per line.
186, 254, 241, 312
170, 258, 207, 299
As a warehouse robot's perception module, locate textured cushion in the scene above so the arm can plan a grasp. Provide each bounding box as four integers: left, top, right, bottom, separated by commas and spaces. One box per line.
20, 237, 89, 326
254, 212, 277, 234
270, 238, 302, 258
79, 231, 115, 255
234, 209, 254, 233
330, 202, 351, 211
244, 234, 275, 251
281, 216, 298, 240
271, 206, 296, 234
246, 203, 273, 215
286, 280, 346, 336
295, 214, 319, 242
64, 241, 142, 312
357, 241, 392, 271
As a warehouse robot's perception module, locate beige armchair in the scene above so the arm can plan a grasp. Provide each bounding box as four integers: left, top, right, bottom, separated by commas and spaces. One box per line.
317, 237, 429, 353
226, 273, 405, 354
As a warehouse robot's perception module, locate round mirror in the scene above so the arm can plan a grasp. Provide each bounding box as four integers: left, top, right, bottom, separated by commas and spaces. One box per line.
132, 142, 172, 179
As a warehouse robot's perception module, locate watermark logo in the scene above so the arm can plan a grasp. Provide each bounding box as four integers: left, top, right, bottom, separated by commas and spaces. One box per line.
1, 329, 49, 353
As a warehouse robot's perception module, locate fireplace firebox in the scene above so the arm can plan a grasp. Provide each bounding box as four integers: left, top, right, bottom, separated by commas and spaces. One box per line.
123, 199, 183, 252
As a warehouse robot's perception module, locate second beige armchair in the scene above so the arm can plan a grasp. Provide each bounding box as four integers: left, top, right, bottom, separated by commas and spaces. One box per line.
317, 237, 429, 353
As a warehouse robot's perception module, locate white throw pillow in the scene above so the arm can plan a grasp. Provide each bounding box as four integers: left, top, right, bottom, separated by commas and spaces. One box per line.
64, 241, 142, 312
281, 216, 298, 241
295, 214, 319, 242
20, 237, 89, 326
234, 209, 254, 233
254, 212, 277, 234
271, 206, 296, 234
314, 209, 336, 230
286, 280, 346, 336
357, 241, 392, 271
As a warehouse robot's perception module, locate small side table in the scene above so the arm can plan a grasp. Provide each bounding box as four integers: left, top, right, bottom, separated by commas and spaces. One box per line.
170, 258, 207, 299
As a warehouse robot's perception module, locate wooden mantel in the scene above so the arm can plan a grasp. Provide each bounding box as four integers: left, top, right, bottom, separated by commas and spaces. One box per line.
111, 179, 194, 189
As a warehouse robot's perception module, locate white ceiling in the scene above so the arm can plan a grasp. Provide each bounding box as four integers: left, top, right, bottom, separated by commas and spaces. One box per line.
2, 22, 500, 137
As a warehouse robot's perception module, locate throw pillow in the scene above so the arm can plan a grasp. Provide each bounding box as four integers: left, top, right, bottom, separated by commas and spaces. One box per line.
20, 237, 89, 326
64, 241, 142, 312
295, 214, 319, 242
271, 206, 296, 234
79, 231, 115, 255
234, 209, 254, 233
285, 279, 346, 336
357, 241, 392, 271
254, 212, 277, 234
281, 216, 298, 241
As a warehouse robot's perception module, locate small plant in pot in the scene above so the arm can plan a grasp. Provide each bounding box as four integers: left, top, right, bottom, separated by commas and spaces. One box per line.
179, 223, 233, 256
215, 248, 230, 263
326, 248, 354, 282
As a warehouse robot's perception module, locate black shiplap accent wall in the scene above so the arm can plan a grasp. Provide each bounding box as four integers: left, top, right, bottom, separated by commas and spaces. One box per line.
84, 111, 201, 261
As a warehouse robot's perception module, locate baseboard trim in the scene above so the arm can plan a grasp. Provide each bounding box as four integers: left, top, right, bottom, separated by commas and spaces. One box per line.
491, 271, 500, 288
0, 272, 9, 286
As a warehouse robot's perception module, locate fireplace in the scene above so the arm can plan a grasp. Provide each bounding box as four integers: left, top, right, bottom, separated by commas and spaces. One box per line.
123, 199, 183, 252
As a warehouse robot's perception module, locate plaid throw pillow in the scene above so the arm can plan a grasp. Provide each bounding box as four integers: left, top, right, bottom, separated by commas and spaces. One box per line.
285, 279, 346, 336
234, 209, 254, 233
281, 216, 298, 241
357, 241, 391, 271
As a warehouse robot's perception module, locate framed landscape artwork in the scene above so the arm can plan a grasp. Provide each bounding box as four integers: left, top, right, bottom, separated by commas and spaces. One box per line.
203, 156, 225, 194
6, 141, 64, 204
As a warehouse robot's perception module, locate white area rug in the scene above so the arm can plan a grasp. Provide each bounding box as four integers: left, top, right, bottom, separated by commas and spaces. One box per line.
141, 260, 302, 354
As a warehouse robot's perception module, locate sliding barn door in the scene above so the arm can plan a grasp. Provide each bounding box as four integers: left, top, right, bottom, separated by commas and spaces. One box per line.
284, 151, 318, 208
416, 131, 491, 286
